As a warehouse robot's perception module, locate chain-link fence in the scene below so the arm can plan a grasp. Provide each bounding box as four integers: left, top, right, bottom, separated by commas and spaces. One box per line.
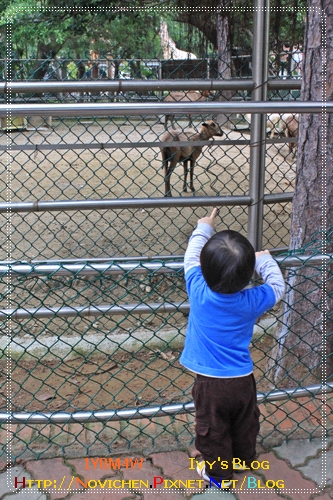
1, 244, 332, 461
0, 50, 331, 463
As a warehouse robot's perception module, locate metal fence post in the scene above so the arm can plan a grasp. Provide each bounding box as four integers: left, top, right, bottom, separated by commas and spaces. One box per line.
247, 0, 270, 250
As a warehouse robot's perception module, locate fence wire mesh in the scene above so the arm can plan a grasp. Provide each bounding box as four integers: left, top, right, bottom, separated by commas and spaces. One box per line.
1, 243, 332, 462
1, 55, 330, 463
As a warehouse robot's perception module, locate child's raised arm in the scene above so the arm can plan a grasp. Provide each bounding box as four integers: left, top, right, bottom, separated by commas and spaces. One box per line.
184, 208, 218, 275
255, 250, 285, 304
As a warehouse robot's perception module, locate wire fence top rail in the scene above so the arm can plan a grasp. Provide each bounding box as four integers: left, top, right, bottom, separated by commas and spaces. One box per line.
0, 101, 331, 116
0, 301, 190, 320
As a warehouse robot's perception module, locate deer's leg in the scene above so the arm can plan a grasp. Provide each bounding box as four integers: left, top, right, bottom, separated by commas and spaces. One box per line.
163, 160, 171, 197
165, 115, 176, 130
183, 160, 188, 192
189, 158, 195, 192
286, 130, 293, 155
290, 138, 297, 155
164, 157, 176, 197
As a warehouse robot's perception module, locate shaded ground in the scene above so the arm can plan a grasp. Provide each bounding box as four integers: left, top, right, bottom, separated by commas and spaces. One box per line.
3, 332, 275, 413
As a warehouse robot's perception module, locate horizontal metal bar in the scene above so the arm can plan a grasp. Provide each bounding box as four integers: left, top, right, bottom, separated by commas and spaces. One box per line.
3, 79, 255, 94
0, 383, 331, 424
1, 137, 296, 153
267, 79, 302, 90
1, 251, 329, 278
264, 192, 293, 203
0, 192, 293, 214
1, 78, 301, 95
33, 254, 185, 264
270, 246, 289, 254
0, 261, 185, 277
0, 404, 196, 424
258, 383, 333, 402
1, 79, 302, 95
0, 254, 333, 282
0, 101, 331, 117
0, 196, 252, 213
276, 254, 332, 267
0, 139, 244, 153
28, 254, 185, 264
0, 301, 189, 320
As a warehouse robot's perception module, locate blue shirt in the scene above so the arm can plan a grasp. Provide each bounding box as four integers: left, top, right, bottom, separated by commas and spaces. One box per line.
179, 222, 285, 378
180, 266, 275, 377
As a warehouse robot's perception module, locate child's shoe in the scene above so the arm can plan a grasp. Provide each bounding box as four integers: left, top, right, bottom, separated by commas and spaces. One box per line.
196, 461, 232, 488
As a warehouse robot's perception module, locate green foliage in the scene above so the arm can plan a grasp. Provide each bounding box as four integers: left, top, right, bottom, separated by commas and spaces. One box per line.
0, 1, 162, 59
67, 60, 78, 79
0, 1, 75, 57
0, 0, 307, 60
270, 0, 307, 49
85, 11, 161, 58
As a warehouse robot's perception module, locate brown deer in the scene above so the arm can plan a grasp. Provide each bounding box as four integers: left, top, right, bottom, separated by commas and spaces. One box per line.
160, 120, 223, 197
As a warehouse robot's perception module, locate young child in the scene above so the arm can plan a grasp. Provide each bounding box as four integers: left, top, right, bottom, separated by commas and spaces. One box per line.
180, 208, 285, 486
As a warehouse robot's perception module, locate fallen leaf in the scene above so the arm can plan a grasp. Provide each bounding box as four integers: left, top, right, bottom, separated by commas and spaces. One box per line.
159, 351, 176, 361
37, 393, 55, 401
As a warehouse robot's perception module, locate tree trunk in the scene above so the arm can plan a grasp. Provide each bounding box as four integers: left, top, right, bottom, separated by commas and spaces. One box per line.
217, 1, 231, 79
216, 0, 234, 128
268, 0, 333, 388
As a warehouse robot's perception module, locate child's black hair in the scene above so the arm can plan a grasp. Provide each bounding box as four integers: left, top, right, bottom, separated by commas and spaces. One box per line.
200, 230, 255, 294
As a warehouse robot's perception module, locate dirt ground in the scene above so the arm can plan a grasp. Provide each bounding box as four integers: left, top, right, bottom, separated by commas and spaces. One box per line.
2, 332, 275, 413
1, 115, 295, 261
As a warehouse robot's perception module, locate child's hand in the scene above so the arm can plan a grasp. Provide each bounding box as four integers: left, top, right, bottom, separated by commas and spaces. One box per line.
197, 207, 218, 228
255, 249, 270, 258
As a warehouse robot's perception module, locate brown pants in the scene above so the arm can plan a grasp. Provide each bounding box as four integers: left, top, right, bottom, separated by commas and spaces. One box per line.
192, 373, 260, 481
